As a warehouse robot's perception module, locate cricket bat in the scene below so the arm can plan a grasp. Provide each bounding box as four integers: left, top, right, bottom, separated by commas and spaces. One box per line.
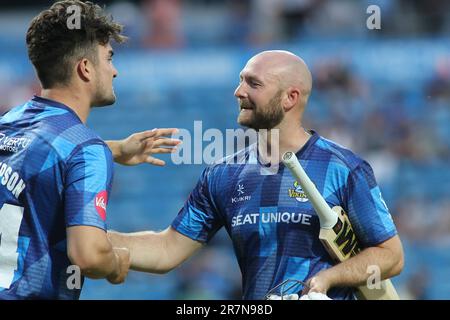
282, 151, 399, 300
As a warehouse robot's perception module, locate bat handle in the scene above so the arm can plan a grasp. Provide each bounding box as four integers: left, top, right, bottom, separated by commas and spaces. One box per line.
282, 151, 338, 229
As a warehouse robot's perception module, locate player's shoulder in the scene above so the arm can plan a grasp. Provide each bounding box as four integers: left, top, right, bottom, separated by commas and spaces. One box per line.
44, 120, 110, 165
37, 114, 107, 162
312, 133, 366, 171
31, 97, 103, 142
1, 96, 109, 161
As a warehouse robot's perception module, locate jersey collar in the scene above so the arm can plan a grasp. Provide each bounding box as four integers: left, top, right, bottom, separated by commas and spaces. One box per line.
295, 130, 319, 159
254, 130, 319, 168
31, 95, 83, 123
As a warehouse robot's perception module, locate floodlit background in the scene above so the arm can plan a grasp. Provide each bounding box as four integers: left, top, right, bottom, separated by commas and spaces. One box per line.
1, 0, 449, 299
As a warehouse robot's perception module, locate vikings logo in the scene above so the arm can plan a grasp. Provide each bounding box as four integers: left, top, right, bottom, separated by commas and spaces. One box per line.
288, 181, 309, 202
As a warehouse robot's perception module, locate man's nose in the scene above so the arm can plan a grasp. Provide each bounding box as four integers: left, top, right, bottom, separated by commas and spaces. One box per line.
234, 83, 247, 99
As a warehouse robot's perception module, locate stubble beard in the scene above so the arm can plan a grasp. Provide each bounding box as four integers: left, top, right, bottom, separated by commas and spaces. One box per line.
92, 79, 116, 107
238, 90, 284, 131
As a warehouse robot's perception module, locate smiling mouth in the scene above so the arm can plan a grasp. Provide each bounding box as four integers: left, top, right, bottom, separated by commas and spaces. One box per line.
240, 103, 254, 110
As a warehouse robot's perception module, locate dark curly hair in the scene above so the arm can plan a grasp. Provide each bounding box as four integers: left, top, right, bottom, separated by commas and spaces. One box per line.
26, 0, 126, 89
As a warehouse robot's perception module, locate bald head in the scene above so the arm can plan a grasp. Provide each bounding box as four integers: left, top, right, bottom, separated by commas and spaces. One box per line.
235, 50, 313, 129
246, 50, 312, 102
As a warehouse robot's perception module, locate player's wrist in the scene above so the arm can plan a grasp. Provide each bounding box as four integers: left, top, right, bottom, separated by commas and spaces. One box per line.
316, 269, 335, 291
105, 140, 124, 162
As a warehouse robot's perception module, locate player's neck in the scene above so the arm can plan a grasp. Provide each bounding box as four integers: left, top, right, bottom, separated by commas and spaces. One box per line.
279, 121, 311, 155
257, 121, 311, 164
40, 88, 90, 123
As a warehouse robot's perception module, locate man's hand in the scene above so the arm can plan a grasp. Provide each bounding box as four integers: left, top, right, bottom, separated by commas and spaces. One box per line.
107, 128, 181, 166
106, 247, 131, 285
266, 293, 300, 300
299, 292, 332, 300
302, 270, 333, 295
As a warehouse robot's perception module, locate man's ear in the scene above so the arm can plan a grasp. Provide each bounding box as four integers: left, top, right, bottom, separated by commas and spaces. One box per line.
283, 87, 300, 111
76, 58, 93, 82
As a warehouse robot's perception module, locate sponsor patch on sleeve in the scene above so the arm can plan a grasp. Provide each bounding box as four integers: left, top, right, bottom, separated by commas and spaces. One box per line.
95, 190, 108, 221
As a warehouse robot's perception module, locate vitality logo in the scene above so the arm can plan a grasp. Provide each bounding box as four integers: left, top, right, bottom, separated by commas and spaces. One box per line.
95, 190, 108, 221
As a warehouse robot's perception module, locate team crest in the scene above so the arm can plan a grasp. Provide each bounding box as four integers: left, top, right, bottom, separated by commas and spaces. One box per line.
288, 181, 309, 202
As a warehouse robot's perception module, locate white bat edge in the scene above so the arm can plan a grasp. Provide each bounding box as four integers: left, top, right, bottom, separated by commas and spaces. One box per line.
282, 151, 337, 228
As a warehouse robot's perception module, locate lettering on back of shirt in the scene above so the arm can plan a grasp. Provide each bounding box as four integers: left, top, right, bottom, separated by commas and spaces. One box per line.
0, 162, 26, 198
0, 132, 32, 153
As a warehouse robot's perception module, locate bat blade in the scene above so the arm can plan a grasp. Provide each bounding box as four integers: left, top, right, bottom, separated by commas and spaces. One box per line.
319, 207, 361, 263
282, 151, 399, 300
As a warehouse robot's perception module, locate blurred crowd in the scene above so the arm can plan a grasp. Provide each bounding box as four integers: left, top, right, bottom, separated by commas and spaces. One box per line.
308, 58, 450, 245
106, 0, 450, 48
0, 0, 449, 300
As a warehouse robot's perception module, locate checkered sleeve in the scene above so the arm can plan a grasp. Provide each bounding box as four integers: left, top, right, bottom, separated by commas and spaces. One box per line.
344, 161, 397, 247
64, 142, 114, 231
171, 166, 223, 243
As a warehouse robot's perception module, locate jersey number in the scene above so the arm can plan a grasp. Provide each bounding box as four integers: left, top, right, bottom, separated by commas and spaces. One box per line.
0, 203, 24, 289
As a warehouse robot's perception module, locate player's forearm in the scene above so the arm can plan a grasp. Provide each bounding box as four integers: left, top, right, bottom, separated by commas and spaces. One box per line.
67, 226, 124, 280
81, 251, 120, 280
321, 245, 403, 288
69, 242, 120, 279
108, 230, 171, 274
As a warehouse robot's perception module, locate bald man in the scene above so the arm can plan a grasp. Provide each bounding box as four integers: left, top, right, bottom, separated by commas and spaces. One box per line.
108, 50, 404, 300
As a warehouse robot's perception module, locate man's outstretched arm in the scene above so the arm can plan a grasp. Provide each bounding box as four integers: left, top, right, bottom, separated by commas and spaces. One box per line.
106, 128, 181, 166
108, 227, 203, 274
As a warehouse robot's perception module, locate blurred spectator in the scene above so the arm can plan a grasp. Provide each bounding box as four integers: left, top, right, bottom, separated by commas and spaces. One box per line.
109, 1, 144, 48
398, 267, 431, 300
301, 0, 364, 37
425, 58, 450, 156
425, 58, 450, 102
406, 0, 450, 35
395, 199, 450, 245
314, 59, 362, 95
0, 81, 38, 115
279, 0, 323, 39
173, 247, 241, 299
226, 0, 251, 45
248, 0, 283, 45
141, 0, 184, 49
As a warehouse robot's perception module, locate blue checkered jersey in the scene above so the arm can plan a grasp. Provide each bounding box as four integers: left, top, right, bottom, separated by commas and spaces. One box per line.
0, 96, 113, 300
172, 131, 397, 300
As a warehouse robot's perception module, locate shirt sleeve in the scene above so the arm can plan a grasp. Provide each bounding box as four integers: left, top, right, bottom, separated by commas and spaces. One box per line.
64, 142, 114, 231
344, 160, 397, 247
171, 166, 223, 243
